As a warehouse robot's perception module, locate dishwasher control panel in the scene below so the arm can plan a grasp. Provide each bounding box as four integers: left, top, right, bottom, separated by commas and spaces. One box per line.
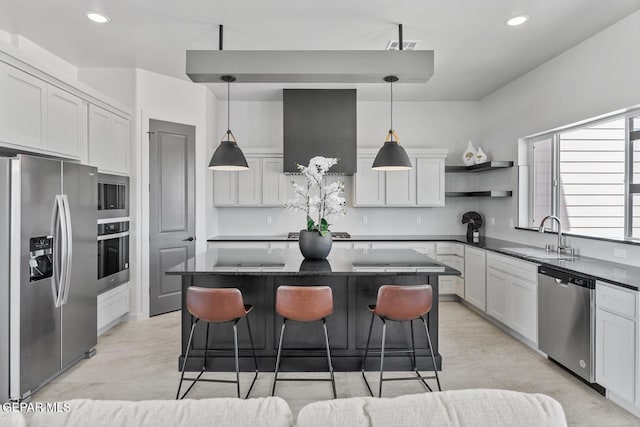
538, 266, 595, 289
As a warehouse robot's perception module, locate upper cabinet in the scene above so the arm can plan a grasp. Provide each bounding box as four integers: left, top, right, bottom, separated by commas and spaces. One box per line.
354, 148, 447, 207
88, 104, 130, 175
0, 62, 87, 160
213, 153, 286, 207
0, 61, 131, 169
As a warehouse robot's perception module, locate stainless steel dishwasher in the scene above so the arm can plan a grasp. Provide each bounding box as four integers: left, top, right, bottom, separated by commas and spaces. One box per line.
538, 266, 596, 382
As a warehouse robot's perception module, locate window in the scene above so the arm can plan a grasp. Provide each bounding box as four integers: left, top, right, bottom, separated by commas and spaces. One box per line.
524, 111, 640, 241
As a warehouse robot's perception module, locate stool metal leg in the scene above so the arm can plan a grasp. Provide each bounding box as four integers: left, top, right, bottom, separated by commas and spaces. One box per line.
361, 312, 375, 397
421, 315, 442, 391
244, 315, 259, 399
203, 322, 210, 370
271, 319, 287, 396
233, 319, 241, 398
378, 318, 387, 398
322, 319, 337, 399
176, 319, 198, 399
410, 320, 417, 371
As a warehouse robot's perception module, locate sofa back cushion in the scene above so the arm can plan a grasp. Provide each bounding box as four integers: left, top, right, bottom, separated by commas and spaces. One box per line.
296, 389, 567, 427
26, 397, 293, 427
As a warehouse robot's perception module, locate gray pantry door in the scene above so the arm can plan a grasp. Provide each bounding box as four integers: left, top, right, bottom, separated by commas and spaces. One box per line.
149, 119, 195, 316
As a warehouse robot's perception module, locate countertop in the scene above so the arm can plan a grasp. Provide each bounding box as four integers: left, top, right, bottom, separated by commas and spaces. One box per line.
208, 234, 640, 290
166, 248, 460, 277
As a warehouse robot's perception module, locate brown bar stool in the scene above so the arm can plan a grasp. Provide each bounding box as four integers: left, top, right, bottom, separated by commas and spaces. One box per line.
361, 284, 441, 397
176, 287, 259, 400
271, 285, 337, 398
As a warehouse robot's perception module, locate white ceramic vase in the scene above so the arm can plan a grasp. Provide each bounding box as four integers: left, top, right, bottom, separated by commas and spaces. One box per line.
462, 141, 476, 166
475, 146, 488, 164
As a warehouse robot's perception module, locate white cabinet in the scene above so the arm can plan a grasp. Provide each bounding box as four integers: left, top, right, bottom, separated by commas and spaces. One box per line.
0, 61, 47, 150
486, 252, 538, 343
88, 104, 130, 175
0, 62, 89, 160
214, 156, 287, 207
47, 87, 87, 159
416, 158, 445, 207
436, 242, 465, 297
464, 246, 486, 311
353, 149, 448, 207
354, 157, 385, 206
238, 158, 262, 205
595, 282, 638, 404
97, 283, 129, 335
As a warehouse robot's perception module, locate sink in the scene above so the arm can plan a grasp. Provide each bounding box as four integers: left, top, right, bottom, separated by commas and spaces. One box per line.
499, 247, 574, 261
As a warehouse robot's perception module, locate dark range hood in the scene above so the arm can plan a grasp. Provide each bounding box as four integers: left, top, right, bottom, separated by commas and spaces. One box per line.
283, 89, 356, 174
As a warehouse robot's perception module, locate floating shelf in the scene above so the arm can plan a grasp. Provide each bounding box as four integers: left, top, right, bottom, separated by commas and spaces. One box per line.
445, 191, 513, 198
445, 161, 514, 173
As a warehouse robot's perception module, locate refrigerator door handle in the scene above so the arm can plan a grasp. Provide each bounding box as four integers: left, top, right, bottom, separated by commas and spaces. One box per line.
50, 195, 66, 308
60, 194, 73, 305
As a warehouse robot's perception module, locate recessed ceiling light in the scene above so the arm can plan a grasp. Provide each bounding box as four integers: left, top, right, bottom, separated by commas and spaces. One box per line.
506, 15, 529, 26
85, 11, 110, 24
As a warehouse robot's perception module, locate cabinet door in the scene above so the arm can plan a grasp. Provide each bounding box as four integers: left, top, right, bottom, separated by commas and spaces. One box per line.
385, 159, 416, 206
47, 87, 87, 159
439, 276, 456, 295
464, 246, 486, 311
455, 277, 465, 299
0, 62, 47, 149
596, 308, 636, 402
486, 267, 508, 323
111, 114, 130, 174
213, 171, 238, 205
88, 104, 112, 172
507, 276, 538, 343
262, 158, 286, 206
416, 158, 445, 206
238, 158, 262, 205
354, 157, 385, 206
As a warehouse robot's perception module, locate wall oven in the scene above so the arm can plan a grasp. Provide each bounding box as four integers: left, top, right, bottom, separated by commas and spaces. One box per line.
97, 220, 130, 293
98, 173, 129, 220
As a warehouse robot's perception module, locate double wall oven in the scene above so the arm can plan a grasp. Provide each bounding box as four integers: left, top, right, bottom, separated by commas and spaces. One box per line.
97, 173, 130, 293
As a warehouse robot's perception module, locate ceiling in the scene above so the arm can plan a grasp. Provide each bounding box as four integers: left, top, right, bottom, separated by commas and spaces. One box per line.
1, 0, 639, 101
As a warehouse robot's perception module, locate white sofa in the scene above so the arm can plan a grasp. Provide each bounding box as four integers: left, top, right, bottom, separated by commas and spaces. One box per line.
0, 389, 566, 427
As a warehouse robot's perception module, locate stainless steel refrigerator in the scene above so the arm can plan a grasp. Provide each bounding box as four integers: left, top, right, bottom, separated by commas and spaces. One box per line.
0, 155, 97, 402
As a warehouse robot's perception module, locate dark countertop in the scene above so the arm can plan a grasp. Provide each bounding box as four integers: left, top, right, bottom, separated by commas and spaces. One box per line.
208, 235, 640, 290
166, 248, 460, 277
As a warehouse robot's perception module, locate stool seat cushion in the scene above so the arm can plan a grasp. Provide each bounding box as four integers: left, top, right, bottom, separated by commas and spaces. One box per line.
373, 285, 432, 321
296, 389, 567, 427
186, 287, 250, 323
276, 286, 333, 322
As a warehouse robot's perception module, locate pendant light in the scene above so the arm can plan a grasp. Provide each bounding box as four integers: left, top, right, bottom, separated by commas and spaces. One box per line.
372, 75, 412, 171
208, 75, 249, 171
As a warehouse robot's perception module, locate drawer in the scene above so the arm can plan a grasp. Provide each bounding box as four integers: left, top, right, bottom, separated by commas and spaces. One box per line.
487, 252, 538, 283
439, 276, 456, 294
436, 254, 464, 277
436, 242, 464, 256
597, 282, 637, 319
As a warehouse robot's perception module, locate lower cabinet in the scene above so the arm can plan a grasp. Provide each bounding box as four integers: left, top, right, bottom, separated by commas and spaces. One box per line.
486, 252, 538, 344
595, 282, 637, 404
464, 246, 486, 311
97, 283, 129, 335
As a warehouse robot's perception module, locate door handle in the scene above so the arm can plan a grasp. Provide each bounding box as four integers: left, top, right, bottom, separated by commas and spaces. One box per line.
183, 237, 195, 242
60, 195, 73, 305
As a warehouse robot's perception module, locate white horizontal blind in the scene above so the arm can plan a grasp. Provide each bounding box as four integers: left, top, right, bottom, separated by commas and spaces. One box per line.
558, 118, 625, 238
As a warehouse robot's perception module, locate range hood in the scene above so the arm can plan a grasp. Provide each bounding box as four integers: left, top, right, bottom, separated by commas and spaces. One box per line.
283, 89, 356, 175
186, 50, 434, 83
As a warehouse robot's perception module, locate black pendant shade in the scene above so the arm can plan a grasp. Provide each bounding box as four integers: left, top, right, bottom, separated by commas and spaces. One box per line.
372, 75, 412, 171
208, 75, 249, 171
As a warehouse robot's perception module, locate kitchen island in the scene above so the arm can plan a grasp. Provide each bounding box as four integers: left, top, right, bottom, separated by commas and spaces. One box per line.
166, 247, 459, 372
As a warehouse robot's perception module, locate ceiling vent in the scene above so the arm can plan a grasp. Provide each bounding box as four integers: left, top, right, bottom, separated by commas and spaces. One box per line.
386, 40, 420, 50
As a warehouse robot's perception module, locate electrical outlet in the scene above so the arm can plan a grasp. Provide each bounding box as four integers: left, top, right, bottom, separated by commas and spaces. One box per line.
362, 215, 368, 225
614, 248, 627, 259
416, 216, 422, 225
490, 217, 496, 226
266, 216, 272, 225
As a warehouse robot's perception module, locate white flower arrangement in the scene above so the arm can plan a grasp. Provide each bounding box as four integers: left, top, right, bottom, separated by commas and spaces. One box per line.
285, 156, 346, 235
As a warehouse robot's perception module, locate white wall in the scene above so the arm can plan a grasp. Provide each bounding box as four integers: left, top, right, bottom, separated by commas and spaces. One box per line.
78, 68, 136, 108
213, 100, 481, 236
479, 9, 640, 265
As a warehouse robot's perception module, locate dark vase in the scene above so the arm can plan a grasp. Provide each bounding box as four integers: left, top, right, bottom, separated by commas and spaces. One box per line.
298, 230, 332, 260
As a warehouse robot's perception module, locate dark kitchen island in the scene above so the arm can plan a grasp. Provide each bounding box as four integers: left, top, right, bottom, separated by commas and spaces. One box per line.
166, 247, 459, 373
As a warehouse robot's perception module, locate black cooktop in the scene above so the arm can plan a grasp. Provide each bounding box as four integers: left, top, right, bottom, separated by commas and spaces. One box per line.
287, 231, 351, 240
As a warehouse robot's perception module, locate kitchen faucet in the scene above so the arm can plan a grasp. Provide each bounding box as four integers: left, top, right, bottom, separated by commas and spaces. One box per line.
538, 215, 571, 256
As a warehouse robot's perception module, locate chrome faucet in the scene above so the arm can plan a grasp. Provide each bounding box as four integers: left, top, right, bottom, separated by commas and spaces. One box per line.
538, 215, 570, 255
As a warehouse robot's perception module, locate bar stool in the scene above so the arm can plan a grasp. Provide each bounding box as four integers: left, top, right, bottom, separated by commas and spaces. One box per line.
271, 285, 337, 399
361, 284, 441, 397
176, 287, 259, 400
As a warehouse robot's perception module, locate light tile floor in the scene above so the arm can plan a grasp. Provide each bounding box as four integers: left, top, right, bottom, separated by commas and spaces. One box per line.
33, 302, 640, 425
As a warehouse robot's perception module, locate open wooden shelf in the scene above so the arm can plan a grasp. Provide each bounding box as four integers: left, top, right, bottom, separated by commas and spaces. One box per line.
445, 161, 514, 173
445, 191, 512, 198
